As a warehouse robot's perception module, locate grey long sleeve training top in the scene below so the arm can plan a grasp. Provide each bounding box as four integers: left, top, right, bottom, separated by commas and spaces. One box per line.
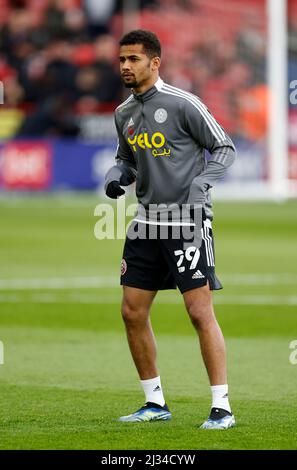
105, 77, 236, 221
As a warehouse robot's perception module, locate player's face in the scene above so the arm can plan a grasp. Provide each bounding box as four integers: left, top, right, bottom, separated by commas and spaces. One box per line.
119, 44, 158, 90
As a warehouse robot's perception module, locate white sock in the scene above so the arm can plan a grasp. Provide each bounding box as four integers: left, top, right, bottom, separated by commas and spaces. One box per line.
211, 384, 231, 413
140, 376, 165, 407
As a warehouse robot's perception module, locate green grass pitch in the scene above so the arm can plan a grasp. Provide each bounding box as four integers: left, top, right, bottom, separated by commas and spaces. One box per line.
0, 194, 297, 450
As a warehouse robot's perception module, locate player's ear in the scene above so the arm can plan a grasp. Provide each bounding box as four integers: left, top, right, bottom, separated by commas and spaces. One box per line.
151, 56, 161, 71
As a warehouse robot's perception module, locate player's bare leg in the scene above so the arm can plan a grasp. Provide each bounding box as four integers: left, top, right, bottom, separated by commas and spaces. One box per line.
119, 286, 171, 422
183, 283, 235, 429
121, 286, 158, 379
183, 283, 227, 385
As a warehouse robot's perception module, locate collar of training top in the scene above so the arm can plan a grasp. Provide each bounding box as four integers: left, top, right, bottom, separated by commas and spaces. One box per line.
132, 77, 164, 102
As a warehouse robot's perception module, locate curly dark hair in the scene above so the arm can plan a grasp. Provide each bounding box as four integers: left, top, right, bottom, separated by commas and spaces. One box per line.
119, 30, 161, 58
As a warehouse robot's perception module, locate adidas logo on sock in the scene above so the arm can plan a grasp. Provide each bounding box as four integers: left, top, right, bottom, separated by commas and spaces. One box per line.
192, 270, 205, 279
153, 385, 161, 392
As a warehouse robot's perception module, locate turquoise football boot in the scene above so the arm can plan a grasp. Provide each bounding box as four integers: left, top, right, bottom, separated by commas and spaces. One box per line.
119, 402, 172, 422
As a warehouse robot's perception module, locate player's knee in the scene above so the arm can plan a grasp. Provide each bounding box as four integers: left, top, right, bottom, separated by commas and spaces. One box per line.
187, 302, 214, 331
121, 300, 148, 326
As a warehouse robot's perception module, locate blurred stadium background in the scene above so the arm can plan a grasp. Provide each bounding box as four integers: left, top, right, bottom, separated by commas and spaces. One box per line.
0, 0, 297, 450
0, 0, 296, 196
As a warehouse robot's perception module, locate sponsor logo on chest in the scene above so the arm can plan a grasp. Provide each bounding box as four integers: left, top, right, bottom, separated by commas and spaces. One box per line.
125, 109, 170, 157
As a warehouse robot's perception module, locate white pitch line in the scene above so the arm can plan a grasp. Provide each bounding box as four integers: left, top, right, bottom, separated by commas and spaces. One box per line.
222, 273, 297, 285
0, 293, 297, 305
0, 273, 297, 290
0, 276, 118, 290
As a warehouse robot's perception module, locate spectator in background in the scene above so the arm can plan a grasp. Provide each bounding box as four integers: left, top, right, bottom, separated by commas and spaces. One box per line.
44, 0, 66, 40
0, 8, 34, 70
15, 39, 78, 136
235, 82, 268, 141
44, 0, 88, 43
16, 93, 79, 137
64, 7, 88, 42
20, 39, 76, 103
83, 0, 116, 37
73, 66, 100, 114
235, 10, 266, 84
226, 61, 268, 141
44, 40, 76, 95
93, 35, 122, 102
72, 34, 121, 112
289, 13, 297, 60
18, 53, 48, 103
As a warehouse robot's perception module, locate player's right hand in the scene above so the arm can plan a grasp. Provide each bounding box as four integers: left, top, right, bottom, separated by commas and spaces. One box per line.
105, 181, 125, 199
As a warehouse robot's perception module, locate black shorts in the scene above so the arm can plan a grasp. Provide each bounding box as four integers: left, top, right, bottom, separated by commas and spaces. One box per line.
120, 219, 222, 294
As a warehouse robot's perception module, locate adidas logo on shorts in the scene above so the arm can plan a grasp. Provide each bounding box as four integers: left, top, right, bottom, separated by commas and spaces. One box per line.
192, 270, 205, 279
